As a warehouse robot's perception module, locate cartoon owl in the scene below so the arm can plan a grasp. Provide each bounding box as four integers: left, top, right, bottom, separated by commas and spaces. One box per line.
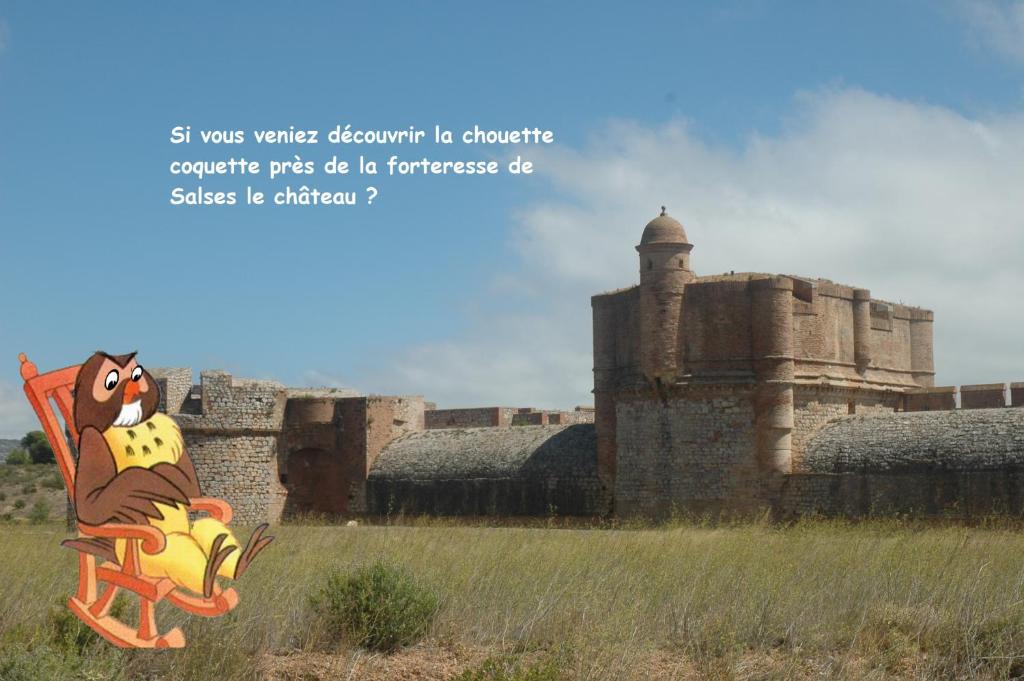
69, 351, 272, 598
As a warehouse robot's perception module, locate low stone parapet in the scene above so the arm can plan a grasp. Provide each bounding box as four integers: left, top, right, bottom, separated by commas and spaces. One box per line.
961, 383, 1007, 409
903, 386, 956, 412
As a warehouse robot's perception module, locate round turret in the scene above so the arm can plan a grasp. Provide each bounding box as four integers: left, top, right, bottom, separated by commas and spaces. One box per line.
636, 207, 694, 277
637, 207, 694, 383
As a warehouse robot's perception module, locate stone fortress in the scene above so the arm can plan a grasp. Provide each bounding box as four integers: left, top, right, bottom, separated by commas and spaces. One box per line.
148, 368, 603, 524
152, 210, 1024, 524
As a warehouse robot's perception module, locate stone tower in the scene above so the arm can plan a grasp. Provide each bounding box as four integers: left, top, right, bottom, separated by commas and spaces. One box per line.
637, 208, 694, 383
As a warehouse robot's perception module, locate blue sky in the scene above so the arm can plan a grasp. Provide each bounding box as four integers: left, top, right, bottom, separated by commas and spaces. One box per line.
1, 1, 1023, 436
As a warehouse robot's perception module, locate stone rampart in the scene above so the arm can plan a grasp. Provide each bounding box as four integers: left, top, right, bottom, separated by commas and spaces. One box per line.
425, 407, 521, 429
804, 409, 1024, 473
151, 369, 287, 524
961, 383, 1008, 409
781, 409, 1024, 517
902, 383, 1021, 412
366, 424, 606, 516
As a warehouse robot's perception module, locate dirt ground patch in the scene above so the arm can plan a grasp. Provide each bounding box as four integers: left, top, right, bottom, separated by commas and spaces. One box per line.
259, 643, 485, 681
258, 645, 885, 680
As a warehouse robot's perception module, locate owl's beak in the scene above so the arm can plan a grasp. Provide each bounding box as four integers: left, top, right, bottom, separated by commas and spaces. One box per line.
122, 380, 141, 404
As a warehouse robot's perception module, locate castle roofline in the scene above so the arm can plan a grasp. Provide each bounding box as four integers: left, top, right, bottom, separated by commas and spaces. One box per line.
591, 284, 639, 300
690, 273, 933, 315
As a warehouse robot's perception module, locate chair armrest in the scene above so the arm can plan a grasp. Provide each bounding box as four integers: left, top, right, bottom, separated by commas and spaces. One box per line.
188, 497, 233, 524
78, 522, 167, 554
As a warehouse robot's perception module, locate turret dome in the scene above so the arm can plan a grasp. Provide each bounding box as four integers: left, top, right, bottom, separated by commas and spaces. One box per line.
639, 208, 690, 247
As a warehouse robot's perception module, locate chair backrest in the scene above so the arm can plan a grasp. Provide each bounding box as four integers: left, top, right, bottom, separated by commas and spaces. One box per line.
18, 353, 81, 501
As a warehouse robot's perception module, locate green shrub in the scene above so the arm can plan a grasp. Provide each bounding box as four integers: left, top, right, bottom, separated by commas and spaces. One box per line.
0, 600, 130, 680
5, 448, 30, 465
29, 499, 50, 524
41, 471, 64, 490
0, 491, 5, 501
21, 431, 55, 465
0, 512, 12, 522
13, 499, 25, 510
21, 483, 36, 495
310, 560, 439, 652
48, 595, 128, 656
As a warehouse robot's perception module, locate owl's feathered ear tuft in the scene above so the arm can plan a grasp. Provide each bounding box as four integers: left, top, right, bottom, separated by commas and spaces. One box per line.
101, 351, 137, 368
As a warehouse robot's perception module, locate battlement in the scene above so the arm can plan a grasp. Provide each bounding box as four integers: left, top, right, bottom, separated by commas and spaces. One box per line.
425, 406, 596, 429
149, 367, 192, 415
152, 369, 287, 433
904, 383, 1024, 411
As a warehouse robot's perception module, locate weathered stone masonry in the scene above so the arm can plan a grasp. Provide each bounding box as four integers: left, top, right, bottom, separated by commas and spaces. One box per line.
150, 370, 286, 525
594, 210, 1022, 518
781, 408, 1024, 516
152, 210, 1021, 521
366, 424, 606, 516
149, 369, 597, 522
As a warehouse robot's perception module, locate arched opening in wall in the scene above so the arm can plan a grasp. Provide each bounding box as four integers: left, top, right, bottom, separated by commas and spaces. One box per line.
283, 447, 349, 517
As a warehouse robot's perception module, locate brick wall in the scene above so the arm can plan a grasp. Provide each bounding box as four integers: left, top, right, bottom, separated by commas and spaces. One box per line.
961, 383, 1007, 409
614, 388, 762, 517
904, 386, 957, 411
512, 411, 548, 426
791, 387, 900, 469
425, 407, 520, 428
546, 410, 596, 425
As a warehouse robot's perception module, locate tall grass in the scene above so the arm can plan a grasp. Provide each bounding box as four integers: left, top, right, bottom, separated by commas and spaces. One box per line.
2, 518, 1024, 679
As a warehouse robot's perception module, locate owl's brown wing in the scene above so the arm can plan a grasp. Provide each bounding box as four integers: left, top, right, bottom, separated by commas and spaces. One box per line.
74, 427, 191, 526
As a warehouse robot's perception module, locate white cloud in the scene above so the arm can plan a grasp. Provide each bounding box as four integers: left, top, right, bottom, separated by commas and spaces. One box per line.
370, 88, 1024, 407
0, 380, 37, 439
959, 0, 1024, 62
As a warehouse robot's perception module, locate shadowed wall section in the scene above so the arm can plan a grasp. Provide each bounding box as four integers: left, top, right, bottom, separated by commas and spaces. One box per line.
365, 424, 608, 516
781, 408, 1024, 516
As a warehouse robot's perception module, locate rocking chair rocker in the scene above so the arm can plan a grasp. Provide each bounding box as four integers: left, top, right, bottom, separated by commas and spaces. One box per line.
18, 352, 239, 649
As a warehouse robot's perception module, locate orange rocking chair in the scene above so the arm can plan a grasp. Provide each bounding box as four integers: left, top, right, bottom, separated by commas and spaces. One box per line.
18, 353, 239, 649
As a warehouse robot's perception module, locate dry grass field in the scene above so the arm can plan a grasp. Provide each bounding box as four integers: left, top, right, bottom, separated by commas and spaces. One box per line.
3, 514, 1024, 680
0, 463, 68, 524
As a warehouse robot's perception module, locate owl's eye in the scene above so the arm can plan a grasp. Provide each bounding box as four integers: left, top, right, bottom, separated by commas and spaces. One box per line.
131, 366, 143, 382
104, 370, 119, 391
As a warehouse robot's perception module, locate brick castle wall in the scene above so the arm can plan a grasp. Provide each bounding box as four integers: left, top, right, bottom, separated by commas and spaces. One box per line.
614, 388, 761, 517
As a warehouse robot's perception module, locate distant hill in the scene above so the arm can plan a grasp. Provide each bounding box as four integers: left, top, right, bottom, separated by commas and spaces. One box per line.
0, 439, 20, 463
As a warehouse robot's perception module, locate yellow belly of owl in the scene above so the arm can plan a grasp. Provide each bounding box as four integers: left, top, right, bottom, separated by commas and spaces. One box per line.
103, 413, 188, 534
